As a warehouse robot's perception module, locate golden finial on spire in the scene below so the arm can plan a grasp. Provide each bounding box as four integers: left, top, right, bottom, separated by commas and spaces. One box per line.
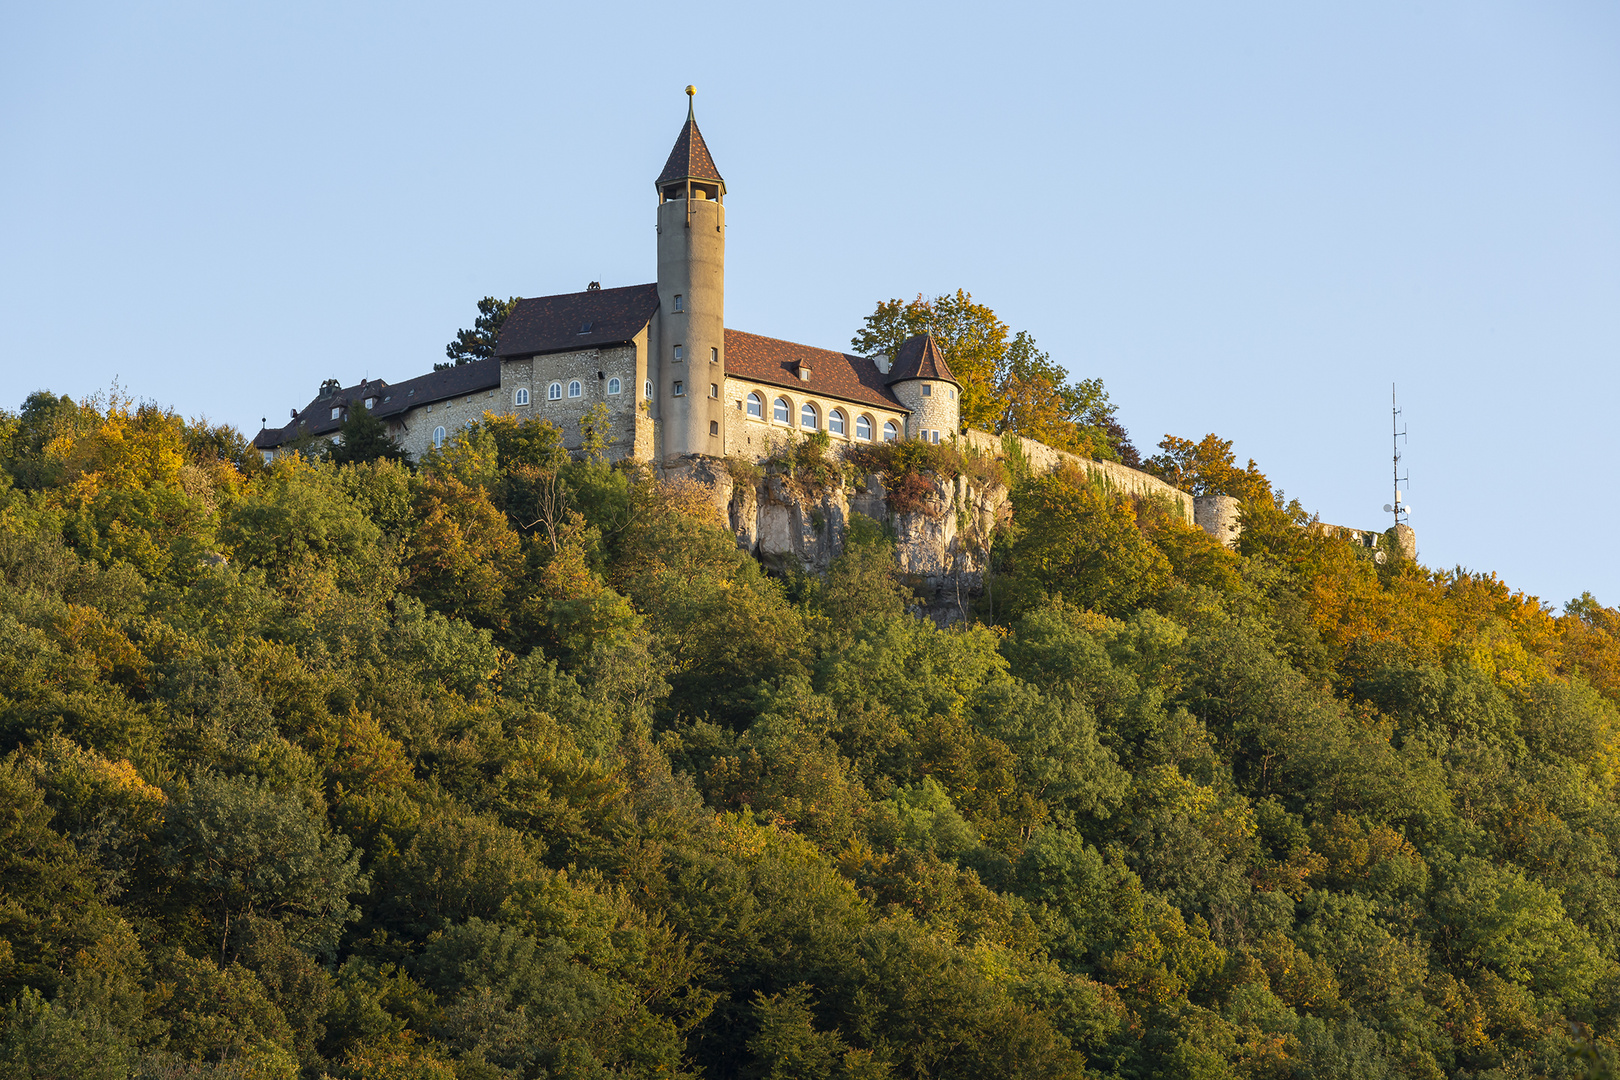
686, 85, 696, 97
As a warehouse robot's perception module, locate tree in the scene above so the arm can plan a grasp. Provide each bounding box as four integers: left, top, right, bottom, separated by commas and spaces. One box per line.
851, 292, 1136, 460
1144, 433, 1271, 503
439, 296, 518, 369
326, 404, 404, 466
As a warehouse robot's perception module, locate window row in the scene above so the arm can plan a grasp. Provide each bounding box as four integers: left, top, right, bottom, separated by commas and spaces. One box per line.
513, 378, 628, 407
744, 392, 898, 442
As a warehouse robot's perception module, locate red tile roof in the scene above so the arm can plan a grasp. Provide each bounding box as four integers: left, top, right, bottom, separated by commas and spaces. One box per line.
495, 284, 660, 358
887, 334, 958, 385
655, 114, 725, 192
724, 330, 904, 411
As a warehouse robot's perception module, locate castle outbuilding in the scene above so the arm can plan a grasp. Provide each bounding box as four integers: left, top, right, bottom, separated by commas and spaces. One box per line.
254, 88, 959, 464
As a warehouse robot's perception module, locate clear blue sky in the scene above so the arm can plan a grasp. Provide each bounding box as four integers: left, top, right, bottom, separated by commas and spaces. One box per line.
3, 1, 1616, 609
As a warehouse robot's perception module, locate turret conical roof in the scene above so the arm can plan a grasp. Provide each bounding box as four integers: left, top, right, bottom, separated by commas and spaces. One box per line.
656, 92, 725, 193
887, 334, 958, 385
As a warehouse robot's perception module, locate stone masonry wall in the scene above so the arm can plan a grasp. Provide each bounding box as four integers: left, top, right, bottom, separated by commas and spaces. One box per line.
891, 380, 959, 441
392, 386, 505, 461
958, 429, 1194, 524
1194, 494, 1242, 548
502, 342, 642, 457
721, 377, 908, 459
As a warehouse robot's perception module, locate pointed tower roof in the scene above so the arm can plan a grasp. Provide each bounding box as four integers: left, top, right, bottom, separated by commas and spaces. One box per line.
886, 334, 959, 386
655, 86, 726, 193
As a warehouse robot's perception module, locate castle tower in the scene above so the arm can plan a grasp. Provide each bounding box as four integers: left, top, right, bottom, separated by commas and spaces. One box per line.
654, 86, 726, 459
886, 334, 961, 442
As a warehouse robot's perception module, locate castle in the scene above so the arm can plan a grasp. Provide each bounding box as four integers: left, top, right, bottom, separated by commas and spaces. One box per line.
252, 90, 1413, 568
253, 88, 960, 467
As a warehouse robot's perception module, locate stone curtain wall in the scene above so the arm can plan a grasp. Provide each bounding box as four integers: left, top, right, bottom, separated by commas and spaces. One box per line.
958, 429, 1194, 524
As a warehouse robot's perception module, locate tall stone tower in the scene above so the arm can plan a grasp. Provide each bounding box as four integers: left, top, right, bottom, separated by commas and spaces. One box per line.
654, 86, 726, 459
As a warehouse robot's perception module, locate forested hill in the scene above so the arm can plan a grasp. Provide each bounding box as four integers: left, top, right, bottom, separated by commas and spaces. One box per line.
2, 390, 1618, 1080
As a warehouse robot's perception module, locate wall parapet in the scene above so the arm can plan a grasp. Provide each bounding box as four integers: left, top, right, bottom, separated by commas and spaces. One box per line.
956, 429, 1195, 525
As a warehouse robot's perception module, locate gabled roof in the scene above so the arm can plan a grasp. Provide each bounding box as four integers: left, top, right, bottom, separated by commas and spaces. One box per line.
724, 330, 905, 411
254, 360, 503, 449
886, 334, 958, 386
494, 283, 660, 358
655, 106, 725, 192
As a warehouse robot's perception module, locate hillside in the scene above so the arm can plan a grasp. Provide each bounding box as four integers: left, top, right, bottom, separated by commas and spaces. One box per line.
1, 390, 1618, 1080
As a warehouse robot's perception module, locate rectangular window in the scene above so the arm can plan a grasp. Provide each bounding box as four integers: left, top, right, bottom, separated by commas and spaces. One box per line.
921, 384, 932, 397
710, 347, 718, 363
709, 383, 718, 398
673, 294, 684, 312
674, 345, 684, 362
673, 381, 684, 396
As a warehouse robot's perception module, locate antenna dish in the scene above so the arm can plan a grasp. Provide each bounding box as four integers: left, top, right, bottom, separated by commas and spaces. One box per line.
1383, 504, 1392, 513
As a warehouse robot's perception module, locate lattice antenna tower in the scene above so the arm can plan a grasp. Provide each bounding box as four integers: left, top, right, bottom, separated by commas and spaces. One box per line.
1382, 384, 1410, 529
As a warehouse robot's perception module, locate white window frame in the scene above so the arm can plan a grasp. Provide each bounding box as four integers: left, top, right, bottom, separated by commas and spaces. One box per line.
746, 392, 763, 418
773, 397, 790, 424
644, 380, 653, 399
331, 407, 341, 420
514, 387, 530, 406
883, 420, 899, 442
829, 409, 846, 436
548, 382, 562, 401
673, 294, 684, 312
674, 345, 684, 362
800, 402, 818, 430
673, 380, 685, 397
856, 415, 872, 441
433, 425, 446, 448
607, 377, 621, 395
568, 380, 582, 398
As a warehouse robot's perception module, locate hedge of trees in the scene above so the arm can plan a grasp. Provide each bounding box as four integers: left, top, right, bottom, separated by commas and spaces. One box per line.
0, 387, 1617, 1079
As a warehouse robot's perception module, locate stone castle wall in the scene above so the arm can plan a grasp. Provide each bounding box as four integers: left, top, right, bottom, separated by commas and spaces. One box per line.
957, 429, 1194, 522
501, 342, 643, 456
392, 386, 505, 461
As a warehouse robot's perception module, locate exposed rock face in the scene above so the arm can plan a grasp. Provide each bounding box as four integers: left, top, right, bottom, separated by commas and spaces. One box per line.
665, 455, 1008, 624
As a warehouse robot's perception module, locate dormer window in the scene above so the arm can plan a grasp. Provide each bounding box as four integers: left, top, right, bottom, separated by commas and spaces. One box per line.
331, 407, 341, 420
364, 398, 375, 410
673, 294, 684, 312
797, 365, 811, 381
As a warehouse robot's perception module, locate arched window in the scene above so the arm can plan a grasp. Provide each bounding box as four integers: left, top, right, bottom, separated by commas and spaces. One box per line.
432, 425, 446, 448
514, 387, 529, 406
800, 402, 818, 429
828, 409, 846, 436
773, 397, 789, 423
882, 420, 898, 442
856, 415, 873, 441
568, 380, 582, 398
548, 382, 562, 401
746, 392, 763, 418
644, 380, 653, 399
607, 377, 621, 395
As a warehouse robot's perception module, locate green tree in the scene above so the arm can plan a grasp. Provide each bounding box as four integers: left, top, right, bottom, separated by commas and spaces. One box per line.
157, 773, 367, 962
440, 296, 518, 369
326, 405, 405, 466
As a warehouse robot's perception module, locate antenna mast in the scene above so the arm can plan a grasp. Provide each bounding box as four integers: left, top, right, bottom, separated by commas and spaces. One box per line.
1389, 384, 1408, 531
